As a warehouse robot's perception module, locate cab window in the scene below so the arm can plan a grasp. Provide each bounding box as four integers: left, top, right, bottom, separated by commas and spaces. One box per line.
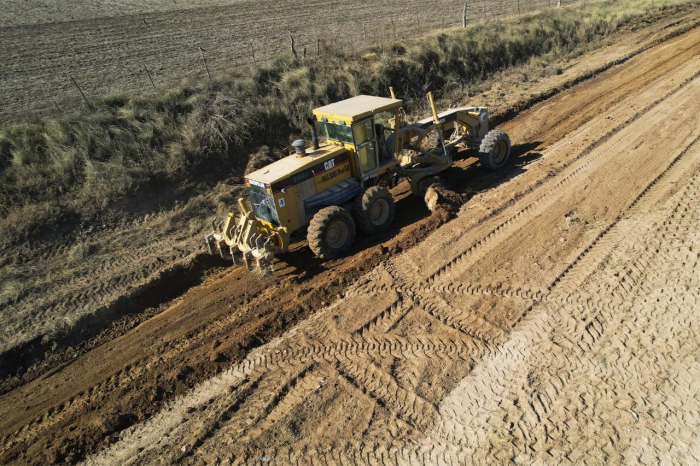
373, 109, 397, 163
352, 119, 377, 174
318, 121, 353, 144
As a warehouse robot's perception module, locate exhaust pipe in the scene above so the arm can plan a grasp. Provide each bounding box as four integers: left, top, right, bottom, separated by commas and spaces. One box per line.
307, 117, 320, 150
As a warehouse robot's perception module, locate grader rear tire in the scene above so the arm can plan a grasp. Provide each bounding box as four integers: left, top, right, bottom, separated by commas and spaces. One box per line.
353, 186, 396, 233
478, 129, 511, 170
308, 206, 356, 260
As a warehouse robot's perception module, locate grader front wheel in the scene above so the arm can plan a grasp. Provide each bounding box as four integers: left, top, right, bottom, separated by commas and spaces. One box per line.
478, 129, 511, 170
308, 206, 356, 259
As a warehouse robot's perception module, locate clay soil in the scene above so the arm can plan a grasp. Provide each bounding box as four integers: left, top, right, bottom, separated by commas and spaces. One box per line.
2, 8, 700, 465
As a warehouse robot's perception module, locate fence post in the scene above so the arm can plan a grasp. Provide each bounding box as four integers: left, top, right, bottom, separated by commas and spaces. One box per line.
290, 35, 298, 59
199, 47, 211, 81
69, 75, 94, 111
144, 64, 156, 90
249, 42, 257, 68
363, 23, 367, 42
316, 38, 321, 57
558, 0, 561, 7
462, 3, 467, 28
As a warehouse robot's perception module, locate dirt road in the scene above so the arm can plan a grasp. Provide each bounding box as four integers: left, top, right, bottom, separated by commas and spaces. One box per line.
2, 10, 700, 465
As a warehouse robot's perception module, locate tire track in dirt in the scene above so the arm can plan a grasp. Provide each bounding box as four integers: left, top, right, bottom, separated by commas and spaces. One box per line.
5, 14, 700, 465
91, 189, 696, 459
81, 23, 700, 464
426, 64, 700, 287
360, 138, 700, 461
428, 169, 700, 463
350, 295, 409, 337
549, 134, 700, 299
410, 161, 700, 456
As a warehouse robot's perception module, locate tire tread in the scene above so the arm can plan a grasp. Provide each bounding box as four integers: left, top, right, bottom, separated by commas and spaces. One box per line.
308, 206, 355, 259
353, 186, 396, 234
478, 129, 511, 170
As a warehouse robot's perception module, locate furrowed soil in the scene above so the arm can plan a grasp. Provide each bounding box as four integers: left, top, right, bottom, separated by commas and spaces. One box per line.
2, 8, 700, 465
0, 0, 555, 122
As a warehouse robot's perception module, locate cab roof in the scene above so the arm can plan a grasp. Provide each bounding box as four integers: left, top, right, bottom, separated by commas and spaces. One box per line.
313, 95, 402, 124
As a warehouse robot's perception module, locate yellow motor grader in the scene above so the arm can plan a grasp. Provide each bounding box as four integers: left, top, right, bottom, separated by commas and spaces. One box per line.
205, 92, 511, 270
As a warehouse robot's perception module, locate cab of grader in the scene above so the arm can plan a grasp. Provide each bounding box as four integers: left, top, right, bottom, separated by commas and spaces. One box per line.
206, 92, 511, 270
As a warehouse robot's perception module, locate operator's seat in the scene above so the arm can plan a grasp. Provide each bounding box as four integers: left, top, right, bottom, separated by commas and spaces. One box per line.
375, 123, 396, 164
383, 132, 396, 163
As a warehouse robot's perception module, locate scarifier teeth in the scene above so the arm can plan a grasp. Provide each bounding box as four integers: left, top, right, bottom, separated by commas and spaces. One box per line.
217, 219, 224, 232
255, 256, 274, 275
205, 233, 215, 255
244, 251, 254, 271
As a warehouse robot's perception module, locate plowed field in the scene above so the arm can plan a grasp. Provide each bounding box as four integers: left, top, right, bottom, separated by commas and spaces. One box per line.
0, 0, 553, 122
2, 8, 700, 465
